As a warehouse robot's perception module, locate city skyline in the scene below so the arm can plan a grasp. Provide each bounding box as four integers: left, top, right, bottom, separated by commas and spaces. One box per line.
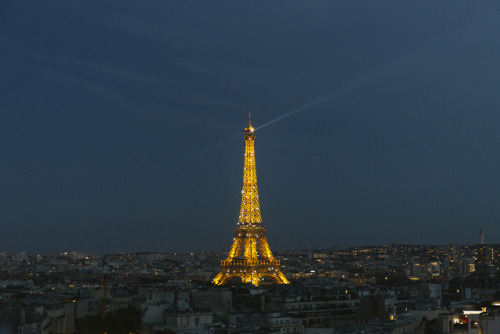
2, 1, 500, 254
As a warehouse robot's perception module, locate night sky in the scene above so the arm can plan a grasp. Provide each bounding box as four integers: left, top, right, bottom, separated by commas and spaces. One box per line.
2, 1, 500, 254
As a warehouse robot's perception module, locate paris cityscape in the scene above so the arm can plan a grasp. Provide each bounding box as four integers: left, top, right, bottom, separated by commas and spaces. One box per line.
2, 241, 500, 333
3, 1, 500, 334
3, 118, 500, 333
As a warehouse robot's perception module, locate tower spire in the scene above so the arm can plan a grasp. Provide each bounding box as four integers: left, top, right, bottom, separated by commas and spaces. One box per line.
213, 115, 289, 286
248, 110, 252, 128
240, 111, 260, 225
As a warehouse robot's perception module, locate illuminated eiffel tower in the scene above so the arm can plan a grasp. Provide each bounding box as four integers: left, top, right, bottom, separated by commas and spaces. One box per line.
213, 114, 289, 286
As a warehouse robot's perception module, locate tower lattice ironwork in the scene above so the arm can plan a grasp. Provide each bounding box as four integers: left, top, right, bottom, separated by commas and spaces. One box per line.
213, 114, 289, 286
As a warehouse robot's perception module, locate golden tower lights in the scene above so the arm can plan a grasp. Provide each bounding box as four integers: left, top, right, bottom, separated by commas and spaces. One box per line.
213, 114, 289, 286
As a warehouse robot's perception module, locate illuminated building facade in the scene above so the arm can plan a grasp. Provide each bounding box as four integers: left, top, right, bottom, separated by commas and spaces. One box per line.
213, 115, 289, 286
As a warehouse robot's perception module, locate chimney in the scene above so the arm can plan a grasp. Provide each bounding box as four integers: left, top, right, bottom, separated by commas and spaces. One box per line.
480, 229, 484, 245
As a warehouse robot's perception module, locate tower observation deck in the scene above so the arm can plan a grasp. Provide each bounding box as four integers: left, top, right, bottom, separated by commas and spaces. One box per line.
213, 114, 289, 286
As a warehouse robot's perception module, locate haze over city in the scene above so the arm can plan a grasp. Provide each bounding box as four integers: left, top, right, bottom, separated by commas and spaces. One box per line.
2, 1, 500, 254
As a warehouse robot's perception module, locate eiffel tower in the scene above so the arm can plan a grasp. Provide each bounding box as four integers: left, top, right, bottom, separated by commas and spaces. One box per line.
213, 114, 289, 286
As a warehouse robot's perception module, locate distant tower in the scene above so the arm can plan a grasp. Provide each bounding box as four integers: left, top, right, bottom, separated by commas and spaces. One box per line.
480, 229, 484, 245
213, 114, 289, 286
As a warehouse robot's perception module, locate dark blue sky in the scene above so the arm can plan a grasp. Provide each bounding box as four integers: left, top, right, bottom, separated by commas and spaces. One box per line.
1, 1, 500, 254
